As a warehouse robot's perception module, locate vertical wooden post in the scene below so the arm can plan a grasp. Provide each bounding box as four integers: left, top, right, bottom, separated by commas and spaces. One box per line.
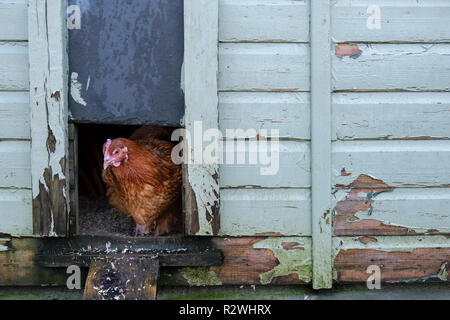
310, 0, 333, 289
183, 0, 220, 236
29, 0, 70, 236
68, 123, 79, 236
83, 258, 160, 300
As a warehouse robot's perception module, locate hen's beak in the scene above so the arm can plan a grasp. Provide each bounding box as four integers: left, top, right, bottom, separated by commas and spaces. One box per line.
103, 160, 111, 170
103, 156, 113, 170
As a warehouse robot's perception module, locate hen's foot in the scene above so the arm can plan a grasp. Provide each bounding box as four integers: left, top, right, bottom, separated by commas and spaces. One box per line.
134, 224, 152, 237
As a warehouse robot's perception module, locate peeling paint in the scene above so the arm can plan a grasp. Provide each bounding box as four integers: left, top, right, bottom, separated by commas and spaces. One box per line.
70, 72, 87, 106
357, 236, 378, 244
180, 267, 222, 286
334, 236, 450, 258
187, 165, 220, 236
335, 43, 362, 59
253, 238, 311, 284
438, 262, 448, 281
331, 174, 441, 235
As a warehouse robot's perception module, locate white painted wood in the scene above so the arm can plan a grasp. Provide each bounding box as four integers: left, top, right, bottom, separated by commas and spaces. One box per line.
310, 0, 332, 289
29, 0, 69, 236
334, 188, 450, 234
220, 188, 311, 236
220, 141, 310, 188
0, 42, 28, 91
0, 0, 28, 40
0, 188, 32, 236
0, 91, 30, 139
333, 140, 450, 188
219, 92, 310, 140
184, 0, 220, 236
333, 92, 450, 140
219, 0, 309, 42
219, 43, 310, 92
0, 140, 30, 189
333, 44, 450, 91
332, 0, 450, 43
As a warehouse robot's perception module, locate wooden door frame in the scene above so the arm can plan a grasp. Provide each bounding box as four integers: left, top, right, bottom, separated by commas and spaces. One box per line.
29, 0, 70, 237
183, 0, 221, 236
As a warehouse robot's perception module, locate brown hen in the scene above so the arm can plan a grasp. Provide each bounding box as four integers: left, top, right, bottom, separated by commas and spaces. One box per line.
102, 127, 181, 236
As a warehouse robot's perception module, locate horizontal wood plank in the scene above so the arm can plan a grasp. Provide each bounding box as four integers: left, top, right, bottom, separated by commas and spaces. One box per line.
219, 43, 310, 92
332, 0, 450, 43
0, 189, 32, 236
220, 188, 311, 236
0, 91, 30, 139
219, 92, 310, 140
0, 0, 28, 41
333, 140, 450, 188
333, 235, 450, 282
219, 0, 309, 43
220, 141, 310, 188
333, 92, 450, 140
333, 188, 450, 236
332, 44, 450, 91
0, 237, 312, 286
0, 42, 28, 91
0, 140, 31, 189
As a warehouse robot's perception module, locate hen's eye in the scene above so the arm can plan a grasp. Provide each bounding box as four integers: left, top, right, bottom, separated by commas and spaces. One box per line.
113, 150, 119, 155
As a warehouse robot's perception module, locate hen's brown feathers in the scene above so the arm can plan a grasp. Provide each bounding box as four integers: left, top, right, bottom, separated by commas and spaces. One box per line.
102, 128, 182, 236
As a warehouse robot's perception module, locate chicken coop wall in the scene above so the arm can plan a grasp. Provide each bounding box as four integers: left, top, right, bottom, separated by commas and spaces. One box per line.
0, 0, 449, 288
0, 0, 32, 236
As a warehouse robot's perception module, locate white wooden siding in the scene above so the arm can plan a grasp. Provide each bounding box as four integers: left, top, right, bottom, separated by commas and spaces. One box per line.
0, 0, 30, 237
220, 188, 311, 236
219, 92, 310, 140
220, 141, 310, 188
0, 189, 32, 235
0, 92, 30, 139
333, 44, 450, 91
219, 0, 309, 43
333, 92, 450, 140
333, 141, 450, 188
0, 0, 28, 41
218, 0, 312, 240
219, 43, 310, 91
332, 0, 450, 43
0, 141, 30, 189
0, 42, 29, 91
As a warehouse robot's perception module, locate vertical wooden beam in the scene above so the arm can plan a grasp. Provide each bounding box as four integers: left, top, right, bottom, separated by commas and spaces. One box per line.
310, 0, 333, 289
68, 123, 79, 236
29, 0, 69, 236
183, 0, 220, 236
83, 258, 159, 300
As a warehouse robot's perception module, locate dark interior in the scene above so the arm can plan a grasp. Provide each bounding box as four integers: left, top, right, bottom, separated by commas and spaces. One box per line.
75, 123, 182, 237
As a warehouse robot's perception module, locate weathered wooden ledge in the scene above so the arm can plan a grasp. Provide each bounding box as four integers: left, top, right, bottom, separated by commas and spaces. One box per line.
32, 236, 223, 300
35, 235, 223, 268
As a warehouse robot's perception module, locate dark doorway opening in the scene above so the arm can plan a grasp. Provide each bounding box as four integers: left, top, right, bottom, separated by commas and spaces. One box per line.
72, 123, 182, 237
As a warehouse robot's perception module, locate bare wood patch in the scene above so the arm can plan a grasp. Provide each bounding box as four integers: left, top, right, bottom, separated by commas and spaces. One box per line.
334, 248, 450, 283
